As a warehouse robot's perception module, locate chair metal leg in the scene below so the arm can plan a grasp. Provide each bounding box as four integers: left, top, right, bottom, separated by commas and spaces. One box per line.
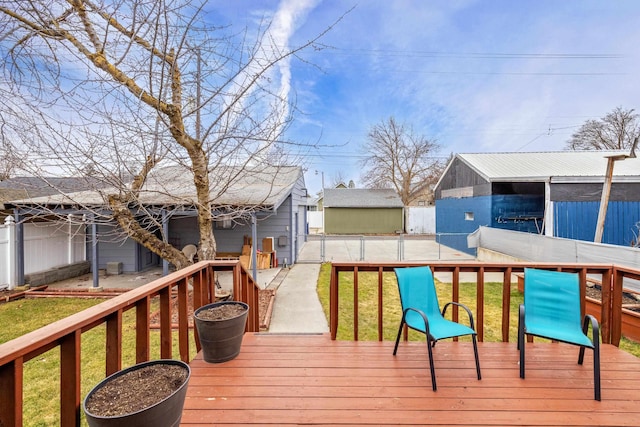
594, 338, 601, 401
472, 334, 481, 380
393, 317, 405, 356
518, 305, 525, 378
580, 315, 601, 401
426, 335, 437, 391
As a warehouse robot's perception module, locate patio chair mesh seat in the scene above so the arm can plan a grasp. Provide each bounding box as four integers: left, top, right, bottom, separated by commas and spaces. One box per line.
518, 268, 601, 401
393, 266, 481, 391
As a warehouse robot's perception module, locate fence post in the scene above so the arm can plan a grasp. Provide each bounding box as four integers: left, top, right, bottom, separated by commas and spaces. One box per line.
67, 214, 74, 264
397, 233, 404, 261
5, 216, 16, 289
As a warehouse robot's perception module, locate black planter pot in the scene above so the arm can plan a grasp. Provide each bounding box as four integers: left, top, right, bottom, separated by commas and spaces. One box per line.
83, 359, 190, 427
194, 301, 249, 363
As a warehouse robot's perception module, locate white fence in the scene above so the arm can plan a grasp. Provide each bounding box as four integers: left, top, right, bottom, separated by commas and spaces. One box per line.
308, 211, 323, 234
405, 206, 435, 234
1, 216, 87, 289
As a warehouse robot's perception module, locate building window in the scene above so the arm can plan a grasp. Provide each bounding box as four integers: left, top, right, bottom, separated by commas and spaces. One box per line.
465, 212, 474, 221
215, 215, 233, 229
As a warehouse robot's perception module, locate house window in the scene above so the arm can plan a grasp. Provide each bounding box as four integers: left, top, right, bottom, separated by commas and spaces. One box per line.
465, 212, 474, 221
215, 215, 233, 229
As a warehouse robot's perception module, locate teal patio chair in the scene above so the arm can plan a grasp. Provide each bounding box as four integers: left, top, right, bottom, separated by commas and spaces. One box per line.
518, 268, 601, 400
393, 266, 481, 391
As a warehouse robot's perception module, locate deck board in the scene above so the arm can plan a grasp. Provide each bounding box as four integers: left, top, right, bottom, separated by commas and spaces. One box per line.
181, 333, 640, 426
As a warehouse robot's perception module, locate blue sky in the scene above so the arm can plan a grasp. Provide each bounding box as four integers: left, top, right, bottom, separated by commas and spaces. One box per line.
205, 1, 640, 194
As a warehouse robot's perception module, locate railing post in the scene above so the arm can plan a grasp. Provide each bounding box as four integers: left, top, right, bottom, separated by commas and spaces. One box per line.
330, 265, 338, 340
60, 331, 81, 427
476, 267, 485, 342
177, 278, 190, 362
378, 267, 384, 341
610, 267, 623, 346
502, 267, 512, 342
0, 358, 22, 427
353, 266, 359, 341
106, 311, 123, 375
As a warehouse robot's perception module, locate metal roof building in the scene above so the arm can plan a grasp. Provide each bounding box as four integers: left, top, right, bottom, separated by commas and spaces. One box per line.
435, 151, 640, 253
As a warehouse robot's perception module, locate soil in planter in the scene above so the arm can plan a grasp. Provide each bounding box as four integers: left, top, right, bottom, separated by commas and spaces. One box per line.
85, 364, 188, 417
196, 303, 246, 320
585, 285, 640, 313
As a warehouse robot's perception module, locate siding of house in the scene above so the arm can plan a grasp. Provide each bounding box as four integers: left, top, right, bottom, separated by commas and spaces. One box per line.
435, 152, 640, 254
554, 201, 640, 246
435, 157, 491, 198
166, 173, 308, 266
436, 196, 492, 254
96, 224, 139, 272
324, 207, 403, 234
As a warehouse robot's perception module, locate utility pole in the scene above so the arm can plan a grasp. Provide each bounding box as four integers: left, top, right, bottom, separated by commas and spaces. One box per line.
594, 137, 638, 243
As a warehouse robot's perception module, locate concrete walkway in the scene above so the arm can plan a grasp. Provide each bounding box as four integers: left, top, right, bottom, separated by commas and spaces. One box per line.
266, 264, 329, 333
264, 237, 476, 333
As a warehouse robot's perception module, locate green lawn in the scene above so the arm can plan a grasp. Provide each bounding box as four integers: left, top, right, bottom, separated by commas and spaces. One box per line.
316, 263, 640, 357
0, 297, 197, 427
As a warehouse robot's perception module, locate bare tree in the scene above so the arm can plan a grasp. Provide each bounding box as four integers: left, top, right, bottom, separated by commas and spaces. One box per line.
0, 1, 337, 269
360, 117, 441, 205
329, 171, 348, 188
566, 106, 640, 151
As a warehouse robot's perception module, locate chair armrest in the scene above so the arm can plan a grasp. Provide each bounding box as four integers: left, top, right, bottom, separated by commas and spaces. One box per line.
403, 307, 431, 336
442, 301, 476, 330
583, 314, 600, 342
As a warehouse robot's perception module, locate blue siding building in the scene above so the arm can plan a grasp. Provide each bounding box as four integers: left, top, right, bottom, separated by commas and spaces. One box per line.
435, 151, 640, 254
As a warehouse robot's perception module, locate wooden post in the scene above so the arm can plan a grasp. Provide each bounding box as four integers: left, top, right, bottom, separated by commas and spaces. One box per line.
594, 156, 616, 243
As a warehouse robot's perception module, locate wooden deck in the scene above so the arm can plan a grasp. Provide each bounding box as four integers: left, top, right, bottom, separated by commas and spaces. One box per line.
182, 333, 640, 426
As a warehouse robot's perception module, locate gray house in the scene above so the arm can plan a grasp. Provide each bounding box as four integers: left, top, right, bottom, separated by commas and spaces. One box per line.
323, 188, 404, 234
5, 165, 308, 285
435, 151, 640, 253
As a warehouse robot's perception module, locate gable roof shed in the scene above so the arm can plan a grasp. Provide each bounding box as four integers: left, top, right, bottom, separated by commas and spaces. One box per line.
323, 188, 404, 234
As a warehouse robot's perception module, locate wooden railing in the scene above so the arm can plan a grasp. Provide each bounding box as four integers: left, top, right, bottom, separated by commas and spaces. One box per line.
330, 261, 640, 346
0, 260, 260, 427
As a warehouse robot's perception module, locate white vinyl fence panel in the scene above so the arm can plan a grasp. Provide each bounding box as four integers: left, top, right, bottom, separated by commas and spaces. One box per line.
24, 222, 86, 273
308, 211, 323, 234
0, 219, 10, 287
1, 217, 86, 289
406, 206, 435, 234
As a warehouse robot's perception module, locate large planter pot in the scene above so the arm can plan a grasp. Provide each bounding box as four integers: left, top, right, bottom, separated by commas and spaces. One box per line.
586, 297, 640, 343
83, 359, 190, 427
194, 301, 249, 363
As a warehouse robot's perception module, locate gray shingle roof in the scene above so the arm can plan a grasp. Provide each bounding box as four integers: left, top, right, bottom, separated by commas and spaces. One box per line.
323, 188, 403, 208
8, 165, 302, 209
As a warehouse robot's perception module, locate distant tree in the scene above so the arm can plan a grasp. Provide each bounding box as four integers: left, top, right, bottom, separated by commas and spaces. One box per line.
566, 107, 640, 151
330, 171, 348, 188
0, 140, 20, 180
0, 1, 339, 269
360, 117, 441, 205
